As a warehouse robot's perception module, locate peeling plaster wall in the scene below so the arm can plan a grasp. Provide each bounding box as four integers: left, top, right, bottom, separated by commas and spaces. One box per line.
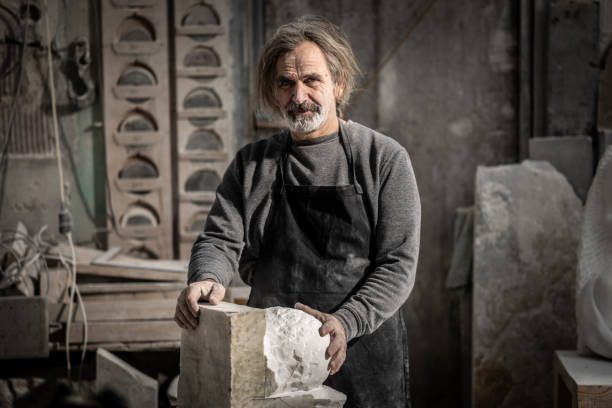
0, 0, 105, 245
262, 1, 518, 406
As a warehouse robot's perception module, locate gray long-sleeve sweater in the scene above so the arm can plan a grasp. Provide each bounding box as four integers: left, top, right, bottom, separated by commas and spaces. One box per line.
188, 120, 421, 342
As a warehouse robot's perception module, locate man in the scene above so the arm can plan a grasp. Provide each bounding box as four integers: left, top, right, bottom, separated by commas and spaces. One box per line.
174, 15, 420, 407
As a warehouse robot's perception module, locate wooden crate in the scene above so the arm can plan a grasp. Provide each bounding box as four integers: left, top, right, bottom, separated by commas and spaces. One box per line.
554, 350, 612, 408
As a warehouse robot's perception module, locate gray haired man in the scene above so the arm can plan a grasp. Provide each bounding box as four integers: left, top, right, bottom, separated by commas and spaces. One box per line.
174, 15, 421, 407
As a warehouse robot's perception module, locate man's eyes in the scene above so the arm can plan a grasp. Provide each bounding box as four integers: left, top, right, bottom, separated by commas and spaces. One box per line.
278, 77, 320, 88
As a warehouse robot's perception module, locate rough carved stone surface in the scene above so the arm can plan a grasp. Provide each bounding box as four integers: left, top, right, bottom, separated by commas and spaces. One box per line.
264, 307, 329, 397
577, 146, 612, 359
178, 302, 345, 408
473, 161, 582, 408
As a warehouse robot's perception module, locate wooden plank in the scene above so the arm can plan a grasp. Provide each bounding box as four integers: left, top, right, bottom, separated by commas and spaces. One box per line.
77, 282, 185, 294
51, 245, 186, 282
92, 247, 186, 273
81, 290, 181, 302
48, 299, 176, 322
0, 297, 49, 359
50, 341, 180, 352
93, 246, 121, 263
50, 320, 180, 343
76, 266, 184, 281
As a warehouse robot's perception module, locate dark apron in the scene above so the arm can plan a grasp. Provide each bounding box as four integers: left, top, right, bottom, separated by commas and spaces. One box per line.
248, 122, 411, 408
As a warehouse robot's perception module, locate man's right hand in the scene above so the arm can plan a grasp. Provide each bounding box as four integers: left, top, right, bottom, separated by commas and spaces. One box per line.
174, 279, 226, 330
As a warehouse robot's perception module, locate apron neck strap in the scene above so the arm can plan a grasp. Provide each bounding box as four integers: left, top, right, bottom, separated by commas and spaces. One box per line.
338, 120, 363, 194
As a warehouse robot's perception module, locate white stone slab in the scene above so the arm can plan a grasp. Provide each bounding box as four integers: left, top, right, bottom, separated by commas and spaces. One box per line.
178, 302, 345, 408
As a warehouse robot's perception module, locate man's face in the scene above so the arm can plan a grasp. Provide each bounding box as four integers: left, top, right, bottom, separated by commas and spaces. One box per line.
274, 41, 340, 134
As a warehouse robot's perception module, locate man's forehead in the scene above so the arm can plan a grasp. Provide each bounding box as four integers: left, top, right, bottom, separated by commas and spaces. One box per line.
275, 41, 331, 77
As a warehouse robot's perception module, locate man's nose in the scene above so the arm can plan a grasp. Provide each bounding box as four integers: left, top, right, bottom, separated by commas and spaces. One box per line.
291, 82, 308, 104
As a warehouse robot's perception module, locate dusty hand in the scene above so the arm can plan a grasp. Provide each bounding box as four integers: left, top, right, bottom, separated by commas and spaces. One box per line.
295, 302, 347, 375
174, 279, 225, 330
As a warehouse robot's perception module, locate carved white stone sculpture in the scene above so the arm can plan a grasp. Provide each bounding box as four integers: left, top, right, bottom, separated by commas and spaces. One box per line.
577, 146, 612, 359
178, 302, 346, 408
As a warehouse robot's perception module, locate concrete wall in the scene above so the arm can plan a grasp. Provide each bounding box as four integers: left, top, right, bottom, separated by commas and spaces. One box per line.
262, 1, 518, 406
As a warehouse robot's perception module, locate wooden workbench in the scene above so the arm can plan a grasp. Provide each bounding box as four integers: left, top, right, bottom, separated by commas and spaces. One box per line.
554, 350, 612, 408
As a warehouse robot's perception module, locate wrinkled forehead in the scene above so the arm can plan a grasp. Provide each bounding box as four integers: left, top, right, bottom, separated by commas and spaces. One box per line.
274, 41, 333, 79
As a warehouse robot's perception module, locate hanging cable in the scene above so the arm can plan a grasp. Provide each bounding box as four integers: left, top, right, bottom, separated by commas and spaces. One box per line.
0, 0, 30, 172
43, 0, 87, 383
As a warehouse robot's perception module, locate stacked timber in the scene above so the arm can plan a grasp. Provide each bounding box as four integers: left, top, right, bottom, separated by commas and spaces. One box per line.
43, 245, 186, 351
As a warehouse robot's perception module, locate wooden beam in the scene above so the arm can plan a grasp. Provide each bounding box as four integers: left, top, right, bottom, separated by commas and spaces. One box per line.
81, 291, 181, 302
50, 341, 180, 352
77, 282, 185, 294
51, 245, 187, 282
49, 299, 176, 322
50, 320, 181, 343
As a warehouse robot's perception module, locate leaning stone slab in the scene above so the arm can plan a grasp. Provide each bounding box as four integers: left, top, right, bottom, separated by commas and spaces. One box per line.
473, 161, 583, 408
178, 302, 346, 408
96, 348, 158, 408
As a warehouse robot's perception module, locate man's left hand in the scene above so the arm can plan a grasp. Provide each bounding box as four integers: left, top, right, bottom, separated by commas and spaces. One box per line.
294, 302, 347, 375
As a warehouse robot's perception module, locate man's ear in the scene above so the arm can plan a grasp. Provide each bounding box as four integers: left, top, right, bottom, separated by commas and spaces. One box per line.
334, 78, 345, 101
334, 84, 344, 100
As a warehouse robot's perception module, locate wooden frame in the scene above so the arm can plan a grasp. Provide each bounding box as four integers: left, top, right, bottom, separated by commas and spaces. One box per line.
102, 0, 173, 258
172, 0, 237, 259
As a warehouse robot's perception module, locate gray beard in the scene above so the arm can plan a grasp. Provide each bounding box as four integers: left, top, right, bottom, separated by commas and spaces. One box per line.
281, 103, 329, 133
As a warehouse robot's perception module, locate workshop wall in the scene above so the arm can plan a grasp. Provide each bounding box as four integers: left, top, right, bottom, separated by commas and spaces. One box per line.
0, 0, 250, 253
0, 0, 105, 245
262, 1, 518, 407
7, 1, 604, 406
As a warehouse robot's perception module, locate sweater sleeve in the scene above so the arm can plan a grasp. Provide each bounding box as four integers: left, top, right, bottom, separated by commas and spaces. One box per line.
333, 148, 421, 341
187, 154, 246, 288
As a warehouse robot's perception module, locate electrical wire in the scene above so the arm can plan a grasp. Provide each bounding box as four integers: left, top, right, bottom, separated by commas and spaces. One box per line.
56, 117, 97, 223
0, 2, 97, 224
54, 238, 88, 384
74, 281, 88, 383
43, 0, 87, 383
0, 5, 20, 79
0, 0, 30, 172
45, 8, 63, 205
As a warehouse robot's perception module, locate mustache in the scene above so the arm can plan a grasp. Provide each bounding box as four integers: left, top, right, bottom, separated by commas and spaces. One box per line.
285, 101, 321, 116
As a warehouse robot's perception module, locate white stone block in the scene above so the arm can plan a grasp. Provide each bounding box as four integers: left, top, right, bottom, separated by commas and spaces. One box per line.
178, 302, 346, 408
